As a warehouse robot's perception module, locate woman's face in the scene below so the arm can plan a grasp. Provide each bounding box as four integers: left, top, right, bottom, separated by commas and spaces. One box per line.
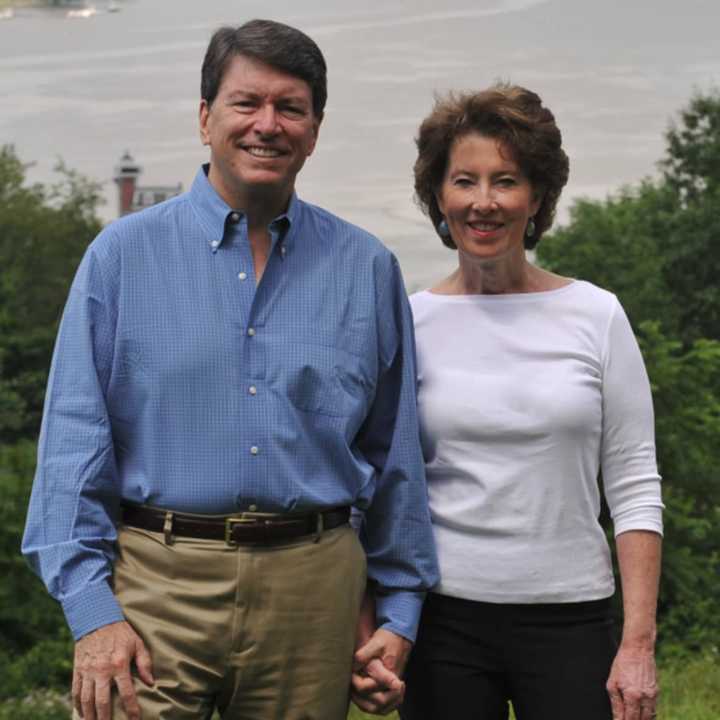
436, 132, 540, 261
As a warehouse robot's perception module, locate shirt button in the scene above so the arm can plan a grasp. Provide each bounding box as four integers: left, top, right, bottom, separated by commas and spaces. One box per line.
280, 245, 287, 257
249, 385, 257, 395
250, 446, 259, 455
229, 212, 241, 224
210, 240, 219, 249
248, 504, 258, 512
247, 327, 255, 337
238, 271, 247, 281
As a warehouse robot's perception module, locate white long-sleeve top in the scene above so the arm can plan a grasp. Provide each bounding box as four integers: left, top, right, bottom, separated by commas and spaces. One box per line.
410, 280, 663, 603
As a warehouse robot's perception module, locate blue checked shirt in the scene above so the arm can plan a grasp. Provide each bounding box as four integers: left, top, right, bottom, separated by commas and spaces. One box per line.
22, 166, 439, 642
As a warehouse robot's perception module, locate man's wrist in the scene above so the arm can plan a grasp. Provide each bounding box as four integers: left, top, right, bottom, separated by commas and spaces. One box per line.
374, 589, 426, 643
62, 579, 125, 641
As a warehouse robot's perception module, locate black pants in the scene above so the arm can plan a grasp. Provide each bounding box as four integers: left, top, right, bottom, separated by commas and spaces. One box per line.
401, 593, 616, 720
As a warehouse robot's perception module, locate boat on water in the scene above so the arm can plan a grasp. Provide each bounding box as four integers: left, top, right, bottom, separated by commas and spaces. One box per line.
66, 5, 97, 17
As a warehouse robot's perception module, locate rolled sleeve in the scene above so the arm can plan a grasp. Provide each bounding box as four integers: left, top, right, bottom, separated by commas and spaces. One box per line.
600, 299, 664, 538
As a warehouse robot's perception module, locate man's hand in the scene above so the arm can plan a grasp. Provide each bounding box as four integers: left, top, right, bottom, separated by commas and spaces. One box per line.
351, 628, 412, 715
606, 644, 659, 720
72, 620, 154, 720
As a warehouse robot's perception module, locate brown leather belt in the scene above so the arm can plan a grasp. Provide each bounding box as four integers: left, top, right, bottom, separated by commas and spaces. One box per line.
121, 503, 351, 546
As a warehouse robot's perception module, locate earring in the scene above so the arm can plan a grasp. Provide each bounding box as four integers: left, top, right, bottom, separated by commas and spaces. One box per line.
526, 217, 536, 238
437, 219, 450, 237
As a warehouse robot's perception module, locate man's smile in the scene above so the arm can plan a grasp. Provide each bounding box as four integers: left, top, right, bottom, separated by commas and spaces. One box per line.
242, 145, 285, 158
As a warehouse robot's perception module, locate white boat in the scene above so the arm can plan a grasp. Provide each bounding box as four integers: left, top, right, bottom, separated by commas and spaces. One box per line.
67, 6, 97, 18
0, 8, 14, 20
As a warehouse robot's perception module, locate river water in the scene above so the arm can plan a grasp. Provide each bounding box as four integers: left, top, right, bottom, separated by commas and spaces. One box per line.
1, 0, 718, 289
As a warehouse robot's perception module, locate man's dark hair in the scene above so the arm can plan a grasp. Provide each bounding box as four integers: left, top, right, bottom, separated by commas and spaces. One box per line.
201, 19, 327, 118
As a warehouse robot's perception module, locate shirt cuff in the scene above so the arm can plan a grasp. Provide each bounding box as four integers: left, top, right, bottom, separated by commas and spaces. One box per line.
61, 579, 125, 641
613, 505, 664, 538
375, 589, 426, 643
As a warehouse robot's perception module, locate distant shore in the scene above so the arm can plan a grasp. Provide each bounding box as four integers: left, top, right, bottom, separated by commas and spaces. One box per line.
0, 1, 88, 8
0, 1, 39, 9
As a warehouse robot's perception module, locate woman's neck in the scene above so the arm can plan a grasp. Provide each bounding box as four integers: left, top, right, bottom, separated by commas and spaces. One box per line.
433, 250, 571, 296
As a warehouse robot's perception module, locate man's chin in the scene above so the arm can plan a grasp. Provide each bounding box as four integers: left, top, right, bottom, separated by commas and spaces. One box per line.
241, 170, 297, 194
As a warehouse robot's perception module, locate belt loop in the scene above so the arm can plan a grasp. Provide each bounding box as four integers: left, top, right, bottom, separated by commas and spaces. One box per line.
313, 511, 324, 543
163, 511, 174, 545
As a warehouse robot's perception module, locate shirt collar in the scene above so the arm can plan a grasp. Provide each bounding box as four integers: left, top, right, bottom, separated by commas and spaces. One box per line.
189, 164, 301, 252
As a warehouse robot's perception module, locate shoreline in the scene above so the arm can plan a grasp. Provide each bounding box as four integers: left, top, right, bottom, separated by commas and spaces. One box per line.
0, 1, 89, 9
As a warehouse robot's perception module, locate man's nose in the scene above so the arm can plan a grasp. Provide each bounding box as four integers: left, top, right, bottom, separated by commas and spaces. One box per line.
254, 104, 280, 135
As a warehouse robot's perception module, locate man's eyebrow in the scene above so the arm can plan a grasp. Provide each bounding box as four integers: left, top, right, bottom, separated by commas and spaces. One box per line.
225, 90, 259, 101
224, 90, 310, 105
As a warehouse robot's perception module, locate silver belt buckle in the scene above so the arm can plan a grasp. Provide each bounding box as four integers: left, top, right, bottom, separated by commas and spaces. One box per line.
225, 515, 259, 546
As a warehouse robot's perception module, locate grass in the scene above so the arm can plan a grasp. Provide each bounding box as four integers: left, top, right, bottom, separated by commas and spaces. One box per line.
348, 655, 720, 720
1, 657, 716, 719
657, 655, 720, 719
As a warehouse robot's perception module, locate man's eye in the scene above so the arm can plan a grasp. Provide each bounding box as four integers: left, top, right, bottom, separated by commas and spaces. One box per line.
281, 105, 305, 117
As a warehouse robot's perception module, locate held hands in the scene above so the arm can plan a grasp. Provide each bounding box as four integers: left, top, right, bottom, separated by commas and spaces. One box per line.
351, 586, 409, 714
606, 644, 659, 720
351, 628, 412, 715
72, 620, 154, 720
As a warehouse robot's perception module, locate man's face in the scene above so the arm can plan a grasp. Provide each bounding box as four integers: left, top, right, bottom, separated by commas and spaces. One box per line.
199, 54, 320, 206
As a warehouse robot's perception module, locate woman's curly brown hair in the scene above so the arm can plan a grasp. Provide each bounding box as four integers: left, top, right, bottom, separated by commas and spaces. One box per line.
414, 84, 569, 250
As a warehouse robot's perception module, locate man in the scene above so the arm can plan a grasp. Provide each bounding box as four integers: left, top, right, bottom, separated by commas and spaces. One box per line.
22, 18, 438, 720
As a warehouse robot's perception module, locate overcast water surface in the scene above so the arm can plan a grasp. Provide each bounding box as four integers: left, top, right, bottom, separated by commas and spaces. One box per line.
1, 0, 718, 289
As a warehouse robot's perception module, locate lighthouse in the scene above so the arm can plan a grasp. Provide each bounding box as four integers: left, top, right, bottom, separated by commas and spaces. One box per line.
114, 150, 142, 217
112, 151, 182, 217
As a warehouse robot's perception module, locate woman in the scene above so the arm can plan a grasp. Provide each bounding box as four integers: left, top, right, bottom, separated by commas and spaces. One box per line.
401, 85, 663, 720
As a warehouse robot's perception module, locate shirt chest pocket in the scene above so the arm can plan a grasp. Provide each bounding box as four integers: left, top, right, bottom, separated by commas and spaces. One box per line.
283, 342, 371, 418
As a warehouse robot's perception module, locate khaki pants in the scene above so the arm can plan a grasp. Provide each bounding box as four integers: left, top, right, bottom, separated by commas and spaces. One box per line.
82, 522, 366, 719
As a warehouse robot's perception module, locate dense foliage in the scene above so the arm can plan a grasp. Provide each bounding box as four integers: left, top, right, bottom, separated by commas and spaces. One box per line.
537, 90, 720, 659
1, 91, 719, 714
0, 145, 102, 442
0, 146, 101, 701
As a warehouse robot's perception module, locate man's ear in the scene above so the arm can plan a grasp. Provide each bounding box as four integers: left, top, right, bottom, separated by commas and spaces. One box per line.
198, 99, 210, 146
306, 112, 323, 157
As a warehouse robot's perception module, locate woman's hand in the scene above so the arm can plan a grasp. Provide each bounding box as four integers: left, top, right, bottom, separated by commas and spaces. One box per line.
606, 643, 658, 720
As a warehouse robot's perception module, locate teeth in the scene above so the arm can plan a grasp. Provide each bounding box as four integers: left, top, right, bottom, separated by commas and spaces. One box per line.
246, 147, 282, 157
471, 223, 501, 231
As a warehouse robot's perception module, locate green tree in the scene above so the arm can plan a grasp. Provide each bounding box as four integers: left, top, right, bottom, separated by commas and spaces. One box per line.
660, 90, 720, 342
541, 90, 720, 346
637, 324, 720, 656
536, 181, 680, 334
0, 147, 101, 699
0, 146, 102, 441
538, 89, 720, 658
663, 90, 720, 201
0, 441, 73, 699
